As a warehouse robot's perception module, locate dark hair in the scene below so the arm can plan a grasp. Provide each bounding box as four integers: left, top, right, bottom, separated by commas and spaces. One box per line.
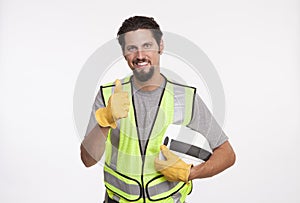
117, 16, 163, 51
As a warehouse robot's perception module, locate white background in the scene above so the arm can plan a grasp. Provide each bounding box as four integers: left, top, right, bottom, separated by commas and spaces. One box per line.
1, 0, 300, 202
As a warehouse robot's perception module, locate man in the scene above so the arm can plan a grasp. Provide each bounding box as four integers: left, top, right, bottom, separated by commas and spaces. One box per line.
80, 16, 236, 203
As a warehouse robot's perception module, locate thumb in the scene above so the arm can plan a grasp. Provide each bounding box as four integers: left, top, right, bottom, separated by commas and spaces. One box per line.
160, 145, 173, 159
114, 79, 122, 93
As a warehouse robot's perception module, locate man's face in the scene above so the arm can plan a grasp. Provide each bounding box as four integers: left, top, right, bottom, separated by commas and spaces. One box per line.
123, 29, 163, 82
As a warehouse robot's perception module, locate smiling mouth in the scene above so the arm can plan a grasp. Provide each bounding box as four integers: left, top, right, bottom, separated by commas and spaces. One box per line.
133, 59, 151, 69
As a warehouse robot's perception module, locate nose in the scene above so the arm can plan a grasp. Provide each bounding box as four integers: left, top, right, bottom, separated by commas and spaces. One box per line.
136, 49, 145, 59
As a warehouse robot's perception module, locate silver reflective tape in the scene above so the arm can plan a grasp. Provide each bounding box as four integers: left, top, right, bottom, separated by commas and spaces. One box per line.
172, 191, 182, 203
112, 194, 120, 202
104, 171, 140, 196
147, 180, 179, 197
109, 127, 120, 170
173, 84, 185, 125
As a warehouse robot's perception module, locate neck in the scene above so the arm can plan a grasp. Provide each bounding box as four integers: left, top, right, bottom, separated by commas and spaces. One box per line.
133, 72, 164, 92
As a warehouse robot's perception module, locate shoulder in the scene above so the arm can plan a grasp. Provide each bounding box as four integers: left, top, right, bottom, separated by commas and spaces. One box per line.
101, 76, 132, 89
165, 77, 197, 95
164, 75, 196, 91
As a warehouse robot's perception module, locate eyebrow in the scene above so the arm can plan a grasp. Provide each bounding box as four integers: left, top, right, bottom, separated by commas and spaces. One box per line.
126, 41, 154, 47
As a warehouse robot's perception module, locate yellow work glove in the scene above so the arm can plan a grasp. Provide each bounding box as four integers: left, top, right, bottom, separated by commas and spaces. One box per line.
155, 145, 192, 183
95, 79, 130, 129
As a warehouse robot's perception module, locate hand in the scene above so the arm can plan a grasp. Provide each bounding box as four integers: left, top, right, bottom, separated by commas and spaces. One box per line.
155, 145, 192, 183
95, 79, 130, 129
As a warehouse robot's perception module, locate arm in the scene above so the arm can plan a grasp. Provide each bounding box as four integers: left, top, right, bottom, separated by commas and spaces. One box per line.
155, 94, 235, 181
188, 93, 235, 178
80, 79, 129, 167
80, 125, 109, 167
80, 86, 107, 168
188, 140, 236, 179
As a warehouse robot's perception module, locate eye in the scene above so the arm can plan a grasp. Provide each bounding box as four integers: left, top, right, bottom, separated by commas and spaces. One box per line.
143, 43, 152, 49
127, 46, 137, 52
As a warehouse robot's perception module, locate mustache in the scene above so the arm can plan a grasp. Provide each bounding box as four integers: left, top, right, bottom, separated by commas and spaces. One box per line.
132, 58, 151, 65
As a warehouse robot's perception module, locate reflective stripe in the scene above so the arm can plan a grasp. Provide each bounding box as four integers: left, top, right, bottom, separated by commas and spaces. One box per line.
171, 191, 182, 203
169, 81, 195, 126
147, 180, 178, 197
104, 170, 141, 196
183, 87, 195, 126
112, 194, 120, 202
173, 84, 185, 125
109, 127, 120, 170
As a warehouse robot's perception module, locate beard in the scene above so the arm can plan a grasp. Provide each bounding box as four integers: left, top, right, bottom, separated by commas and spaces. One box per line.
133, 66, 154, 82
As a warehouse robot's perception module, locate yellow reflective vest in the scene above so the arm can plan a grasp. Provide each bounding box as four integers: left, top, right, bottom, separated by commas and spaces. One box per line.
101, 75, 196, 203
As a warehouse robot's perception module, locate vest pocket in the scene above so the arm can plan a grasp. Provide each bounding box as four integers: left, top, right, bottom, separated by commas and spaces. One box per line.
145, 175, 186, 201
104, 165, 142, 201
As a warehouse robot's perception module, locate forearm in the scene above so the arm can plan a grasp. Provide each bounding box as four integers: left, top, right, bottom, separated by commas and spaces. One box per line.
188, 141, 236, 180
80, 124, 109, 167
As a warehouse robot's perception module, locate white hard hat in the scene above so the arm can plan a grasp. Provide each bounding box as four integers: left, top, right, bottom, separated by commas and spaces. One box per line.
160, 124, 212, 165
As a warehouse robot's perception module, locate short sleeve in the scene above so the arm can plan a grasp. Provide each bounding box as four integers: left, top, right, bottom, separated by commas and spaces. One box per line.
187, 94, 228, 149
85, 88, 105, 136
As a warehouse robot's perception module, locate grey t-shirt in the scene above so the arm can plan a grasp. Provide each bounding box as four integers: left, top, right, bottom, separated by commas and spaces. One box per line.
85, 77, 228, 152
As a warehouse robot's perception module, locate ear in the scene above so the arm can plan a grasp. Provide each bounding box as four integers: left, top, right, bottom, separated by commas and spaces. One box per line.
159, 39, 164, 54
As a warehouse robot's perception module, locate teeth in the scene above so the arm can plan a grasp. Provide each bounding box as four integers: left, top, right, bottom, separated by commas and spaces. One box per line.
138, 62, 148, 66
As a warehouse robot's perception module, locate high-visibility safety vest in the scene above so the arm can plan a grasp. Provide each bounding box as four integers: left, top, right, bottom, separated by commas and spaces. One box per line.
100, 75, 196, 203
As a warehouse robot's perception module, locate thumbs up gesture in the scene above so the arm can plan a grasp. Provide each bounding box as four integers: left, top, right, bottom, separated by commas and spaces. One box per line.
95, 79, 130, 129
110, 80, 130, 121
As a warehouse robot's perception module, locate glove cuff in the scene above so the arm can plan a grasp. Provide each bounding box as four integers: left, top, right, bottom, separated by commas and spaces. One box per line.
95, 107, 117, 129
178, 164, 192, 183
